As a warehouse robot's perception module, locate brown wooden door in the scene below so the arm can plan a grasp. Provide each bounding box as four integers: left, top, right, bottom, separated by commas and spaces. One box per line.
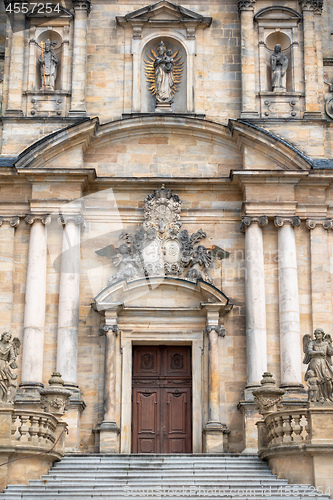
132, 345, 192, 453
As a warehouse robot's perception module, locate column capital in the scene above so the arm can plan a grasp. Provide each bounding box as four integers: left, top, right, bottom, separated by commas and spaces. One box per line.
238, 0, 256, 13
58, 214, 85, 228
25, 214, 51, 226
274, 216, 300, 228
299, 0, 323, 12
241, 215, 268, 231
72, 0, 91, 13
205, 325, 226, 337
306, 219, 333, 230
0, 216, 20, 228
101, 324, 119, 336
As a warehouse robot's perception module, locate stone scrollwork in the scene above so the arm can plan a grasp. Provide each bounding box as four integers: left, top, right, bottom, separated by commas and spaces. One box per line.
103, 325, 119, 335
306, 219, 333, 230
206, 325, 226, 337
299, 0, 323, 12
238, 0, 256, 12
0, 216, 20, 228
241, 215, 268, 231
58, 214, 86, 229
0, 332, 21, 404
96, 186, 229, 287
252, 372, 285, 416
25, 214, 51, 225
274, 216, 301, 228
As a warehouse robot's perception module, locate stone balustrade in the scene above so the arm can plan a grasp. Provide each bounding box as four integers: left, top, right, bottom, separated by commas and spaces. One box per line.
259, 409, 310, 450
0, 407, 67, 491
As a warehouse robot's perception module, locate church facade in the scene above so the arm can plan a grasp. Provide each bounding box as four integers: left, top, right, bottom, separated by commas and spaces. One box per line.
1, 0, 333, 490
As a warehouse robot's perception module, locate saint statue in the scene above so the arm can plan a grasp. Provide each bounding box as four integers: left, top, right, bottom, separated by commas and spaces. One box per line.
144, 41, 183, 110
303, 328, 333, 402
270, 44, 288, 92
39, 39, 58, 90
0, 332, 21, 404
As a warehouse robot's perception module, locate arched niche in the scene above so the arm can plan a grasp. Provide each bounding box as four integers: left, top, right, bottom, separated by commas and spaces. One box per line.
141, 36, 187, 113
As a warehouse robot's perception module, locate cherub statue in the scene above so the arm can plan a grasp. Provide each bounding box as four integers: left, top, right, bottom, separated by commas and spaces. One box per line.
306, 370, 319, 402
303, 328, 333, 402
100, 243, 141, 286
0, 332, 21, 404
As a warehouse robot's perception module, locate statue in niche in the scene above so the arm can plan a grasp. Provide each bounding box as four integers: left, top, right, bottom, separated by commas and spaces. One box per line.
144, 41, 183, 110
39, 39, 58, 90
0, 332, 21, 404
303, 328, 333, 402
270, 44, 288, 92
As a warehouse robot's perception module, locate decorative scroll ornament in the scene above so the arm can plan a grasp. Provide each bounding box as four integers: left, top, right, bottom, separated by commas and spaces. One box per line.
253, 372, 285, 416
96, 186, 229, 286
144, 40, 184, 105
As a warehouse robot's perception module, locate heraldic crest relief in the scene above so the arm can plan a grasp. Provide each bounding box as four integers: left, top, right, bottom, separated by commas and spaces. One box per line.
96, 186, 229, 287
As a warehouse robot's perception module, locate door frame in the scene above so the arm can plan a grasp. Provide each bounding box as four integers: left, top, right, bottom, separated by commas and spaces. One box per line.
120, 333, 203, 454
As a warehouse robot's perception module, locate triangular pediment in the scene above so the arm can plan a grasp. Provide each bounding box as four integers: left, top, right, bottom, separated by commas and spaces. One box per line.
116, 1, 212, 28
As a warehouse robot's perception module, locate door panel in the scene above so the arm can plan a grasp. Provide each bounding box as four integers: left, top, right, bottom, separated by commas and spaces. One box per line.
132, 346, 192, 453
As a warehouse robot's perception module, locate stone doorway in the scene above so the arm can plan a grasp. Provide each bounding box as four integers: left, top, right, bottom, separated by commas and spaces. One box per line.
132, 345, 192, 453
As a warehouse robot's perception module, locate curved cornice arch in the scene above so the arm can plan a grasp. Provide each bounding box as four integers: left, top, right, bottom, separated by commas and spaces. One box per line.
13, 115, 312, 171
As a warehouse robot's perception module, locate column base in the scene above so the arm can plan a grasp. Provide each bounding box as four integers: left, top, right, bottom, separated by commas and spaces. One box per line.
303, 111, 323, 120
15, 382, 43, 409
203, 422, 229, 453
97, 421, 120, 453
68, 109, 87, 117
240, 111, 259, 119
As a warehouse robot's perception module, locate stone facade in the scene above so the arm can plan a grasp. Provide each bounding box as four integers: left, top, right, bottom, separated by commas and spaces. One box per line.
0, 0, 333, 492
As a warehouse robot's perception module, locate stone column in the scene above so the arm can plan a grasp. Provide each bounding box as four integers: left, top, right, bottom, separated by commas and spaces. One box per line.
242, 216, 268, 391
0, 217, 20, 330
203, 305, 228, 453
56, 215, 84, 390
6, 14, 25, 115
69, 0, 91, 116
274, 216, 303, 389
306, 219, 333, 332
99, 310, 121, 453
238, 0, 259, 118
20, 215, 50, 396
300, 0, 323, 119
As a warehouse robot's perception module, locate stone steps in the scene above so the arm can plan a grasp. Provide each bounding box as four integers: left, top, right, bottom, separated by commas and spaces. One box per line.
0, 454, 330, 500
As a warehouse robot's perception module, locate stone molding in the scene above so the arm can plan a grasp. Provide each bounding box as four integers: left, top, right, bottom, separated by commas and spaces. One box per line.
72, 0, 91, 13
238, 0, 256, 13
25, 214, 51, 225
306, 219, 333, 230
274, 216, 301, 227
102, 324, 119, 335
205, 325, 226, 337
299, 0, 323, 12
0, 216, 20, 228
241, 215, 268, 231
58, 214, 85, 228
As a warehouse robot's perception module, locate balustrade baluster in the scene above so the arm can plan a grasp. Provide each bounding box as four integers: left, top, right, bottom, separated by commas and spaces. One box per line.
38, 416, 48, 445
282, 414, 293, 443
18, 414, 30, 442
292, 413, 303, 442
29, 415, 40, 445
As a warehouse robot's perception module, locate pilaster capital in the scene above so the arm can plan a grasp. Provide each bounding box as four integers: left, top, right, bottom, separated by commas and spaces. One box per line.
101, 324, 119, 335
25, 214, 51, 226
274, 216, 300, 228
306, 219, 333, 230
58, 214, 85, 228
241, 215, 268, 232
205, 324, 226, 337
238, 0, 256, 13
299, 0, 323, 12
72, 0, 91, 13
0, 216, 20, 228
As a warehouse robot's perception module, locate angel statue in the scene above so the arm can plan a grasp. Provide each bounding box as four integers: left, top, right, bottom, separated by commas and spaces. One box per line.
96, 242, 141, 286
303, 328, 333, 402
270, 44, 288, 92
0, 332, 21, 404
144, 41, 183, 109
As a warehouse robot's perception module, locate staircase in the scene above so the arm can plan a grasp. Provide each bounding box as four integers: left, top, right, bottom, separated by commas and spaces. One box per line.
0, 454, 330, 500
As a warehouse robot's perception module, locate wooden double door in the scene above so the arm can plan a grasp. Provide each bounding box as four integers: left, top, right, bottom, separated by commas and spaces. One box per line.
132, 345, 192, 454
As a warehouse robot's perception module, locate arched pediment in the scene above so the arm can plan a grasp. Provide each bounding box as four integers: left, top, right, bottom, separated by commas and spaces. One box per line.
94, 277, 231, 313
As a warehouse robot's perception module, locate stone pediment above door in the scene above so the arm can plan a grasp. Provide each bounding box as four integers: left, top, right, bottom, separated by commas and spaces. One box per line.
116, 1, 212, 34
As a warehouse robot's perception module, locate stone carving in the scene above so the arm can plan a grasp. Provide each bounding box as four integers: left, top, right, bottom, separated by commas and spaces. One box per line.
0, 332, 21, 404
238, 0, 256, 12
96, 186, 228, 286
206, 325, 226, 337
39, 39, 58, 90
144, 41, 183, 109
253, 372, 285, 415
270, 45, 288, 92
299, 0, 323, 12
303, 328, 333, 402
40, 372, 71, 416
